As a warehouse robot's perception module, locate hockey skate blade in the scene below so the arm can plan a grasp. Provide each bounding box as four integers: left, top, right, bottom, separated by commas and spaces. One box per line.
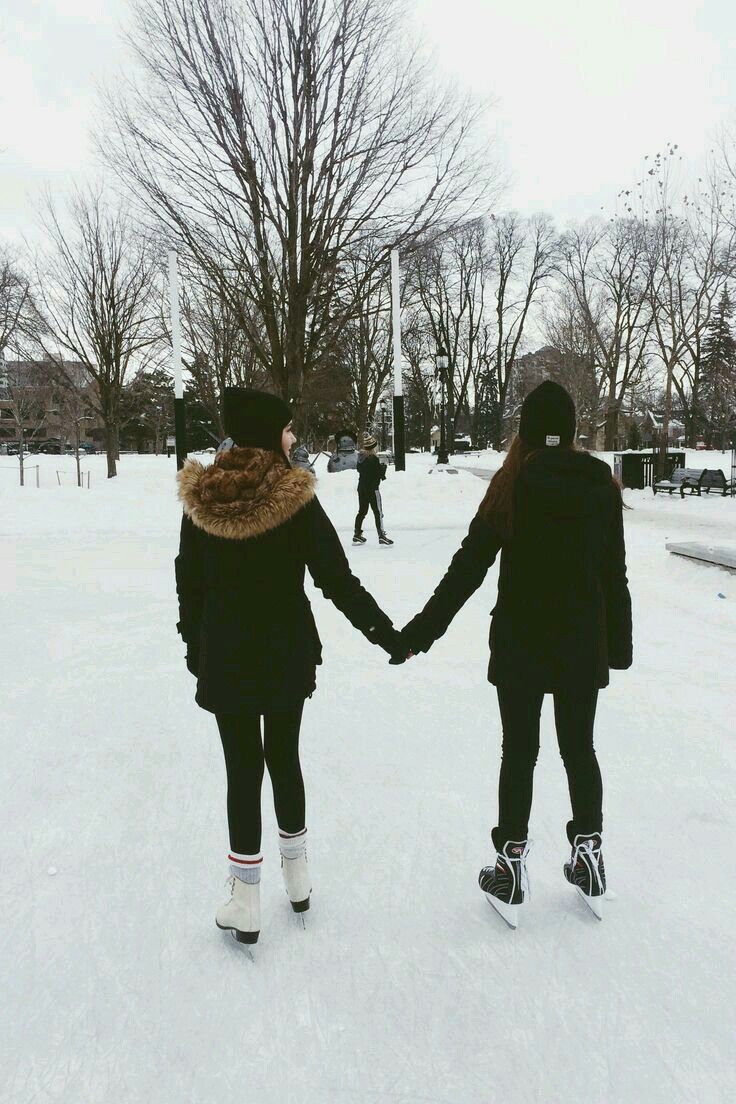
484, 893, 521, 930
575, 887, 604, 921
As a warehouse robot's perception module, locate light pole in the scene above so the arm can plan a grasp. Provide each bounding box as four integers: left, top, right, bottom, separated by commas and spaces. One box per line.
380, 399, 387, 451
435, 349, 449, 465
390, 249, 406, 471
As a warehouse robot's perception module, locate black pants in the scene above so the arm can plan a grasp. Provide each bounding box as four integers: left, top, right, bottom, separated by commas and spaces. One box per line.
355, 486, 384, 534
495, 686, 602, 844
215, 702, 306, 855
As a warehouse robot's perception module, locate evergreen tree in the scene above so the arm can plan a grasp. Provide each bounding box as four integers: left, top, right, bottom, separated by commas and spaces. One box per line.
700, 288, 736, 448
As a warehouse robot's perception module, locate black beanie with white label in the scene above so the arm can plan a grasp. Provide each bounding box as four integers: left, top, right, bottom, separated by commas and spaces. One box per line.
518, 381, 576, 448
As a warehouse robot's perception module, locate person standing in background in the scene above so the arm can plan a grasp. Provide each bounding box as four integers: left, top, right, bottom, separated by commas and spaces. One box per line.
353, 435, 393, 546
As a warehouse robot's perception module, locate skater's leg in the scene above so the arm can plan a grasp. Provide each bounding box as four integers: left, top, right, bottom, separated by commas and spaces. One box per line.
553, 689, 602, 835
495, 685, 544, 843
215, 712, 265, 857
370, 490, 383, 534
355, 488, 370, 534
263, 701, 306, 835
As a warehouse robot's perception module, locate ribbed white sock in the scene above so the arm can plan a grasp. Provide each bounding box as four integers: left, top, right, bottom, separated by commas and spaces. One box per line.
278, 827, 307, 859
229, 851, 262, 884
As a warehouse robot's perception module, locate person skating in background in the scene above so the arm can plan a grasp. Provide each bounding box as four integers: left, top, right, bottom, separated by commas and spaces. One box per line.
175, 388, 404, 946
353, 435, 393, 546
394, 382, 632, 928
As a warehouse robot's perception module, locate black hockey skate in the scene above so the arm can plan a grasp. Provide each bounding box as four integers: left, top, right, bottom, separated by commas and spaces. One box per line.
352, 531, 367, 545
564, 827, 606, 920
478, 839, 530, 930
378, 531, 394, 546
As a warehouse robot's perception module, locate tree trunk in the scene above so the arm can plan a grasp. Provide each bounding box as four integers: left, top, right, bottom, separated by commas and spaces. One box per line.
104, 421, 118, 478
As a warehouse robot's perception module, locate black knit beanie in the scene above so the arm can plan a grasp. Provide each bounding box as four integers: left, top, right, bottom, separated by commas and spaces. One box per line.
223, 387, 292, 452
518, 381, 576, 448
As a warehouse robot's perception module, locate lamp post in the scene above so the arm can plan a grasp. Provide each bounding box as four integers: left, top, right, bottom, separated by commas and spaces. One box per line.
380, 399, 387, 451
435, 349, 449, 464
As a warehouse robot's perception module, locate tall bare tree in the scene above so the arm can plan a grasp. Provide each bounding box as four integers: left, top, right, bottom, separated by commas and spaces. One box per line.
557, 217, 651, 449
104, 0, 494, 418
34, 189, 161, 478
0, 246, 35, 359
489, 213, 558, 448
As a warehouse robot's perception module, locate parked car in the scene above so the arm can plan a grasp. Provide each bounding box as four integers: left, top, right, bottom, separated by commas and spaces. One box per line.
39, 442, 62, 454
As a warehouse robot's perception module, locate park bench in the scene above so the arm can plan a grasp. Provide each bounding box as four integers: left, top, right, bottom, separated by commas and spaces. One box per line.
653, 467, 735, 498
653, 468, 704, 497
697, 469, 736, 497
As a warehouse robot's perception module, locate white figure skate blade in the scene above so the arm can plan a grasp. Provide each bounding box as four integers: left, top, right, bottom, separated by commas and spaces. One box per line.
485, 893, 521, 930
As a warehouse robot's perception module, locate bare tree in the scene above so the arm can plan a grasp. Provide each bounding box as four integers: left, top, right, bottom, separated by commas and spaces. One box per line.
179, 269, 269, 438
489, 213, 558, 448
0, 246, 35, 359
104, 0, 495, 418
34, 188, 161, 478
557, 218, 651, 449
1, 362, 48, 485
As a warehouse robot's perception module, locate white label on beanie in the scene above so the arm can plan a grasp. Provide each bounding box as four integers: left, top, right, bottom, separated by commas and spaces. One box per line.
546, 434, 560, 446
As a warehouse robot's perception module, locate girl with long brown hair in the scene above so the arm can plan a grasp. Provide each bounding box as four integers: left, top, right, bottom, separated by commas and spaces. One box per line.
397, 381, 632, 928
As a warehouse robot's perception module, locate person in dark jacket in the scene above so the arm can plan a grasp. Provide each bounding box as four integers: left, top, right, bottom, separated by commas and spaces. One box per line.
175, 387, 403, 944
353, 435, 393, 545
396, 381, 632, 927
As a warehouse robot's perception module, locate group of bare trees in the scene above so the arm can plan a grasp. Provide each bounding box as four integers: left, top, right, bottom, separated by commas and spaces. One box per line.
4, 3, 736, 471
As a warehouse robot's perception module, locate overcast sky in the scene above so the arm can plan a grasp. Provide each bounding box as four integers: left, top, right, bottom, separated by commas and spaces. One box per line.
2, 0, 736, 242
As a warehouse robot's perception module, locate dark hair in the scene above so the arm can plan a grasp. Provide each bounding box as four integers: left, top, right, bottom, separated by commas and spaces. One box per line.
478, 436, 543, 539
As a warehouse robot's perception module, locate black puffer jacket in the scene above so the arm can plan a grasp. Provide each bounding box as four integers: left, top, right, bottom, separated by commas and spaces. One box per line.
402, 450, 633, 690
175, 448, 402, 713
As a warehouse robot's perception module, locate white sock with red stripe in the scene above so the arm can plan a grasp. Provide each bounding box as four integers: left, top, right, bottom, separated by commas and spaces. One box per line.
278, 827, 307, 859
229, 851, 263, 884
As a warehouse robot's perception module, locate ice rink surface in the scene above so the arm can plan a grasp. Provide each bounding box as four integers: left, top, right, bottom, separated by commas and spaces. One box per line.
2, 450, 735, 1104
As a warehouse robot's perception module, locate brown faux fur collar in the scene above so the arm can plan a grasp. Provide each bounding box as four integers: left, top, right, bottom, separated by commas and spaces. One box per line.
177, 447, 316, 540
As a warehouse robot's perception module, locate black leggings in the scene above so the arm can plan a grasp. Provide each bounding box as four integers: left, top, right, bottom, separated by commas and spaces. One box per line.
495, 686, 602, 844
215, 702, 306, 855
355, 486, 383, 534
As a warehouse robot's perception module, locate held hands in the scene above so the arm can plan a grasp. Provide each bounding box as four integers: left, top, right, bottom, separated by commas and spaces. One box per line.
388, 649, 414, 666
387, 627, 414, 666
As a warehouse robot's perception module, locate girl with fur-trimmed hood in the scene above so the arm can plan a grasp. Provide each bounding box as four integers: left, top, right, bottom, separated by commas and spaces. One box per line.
175, 388, 402, 945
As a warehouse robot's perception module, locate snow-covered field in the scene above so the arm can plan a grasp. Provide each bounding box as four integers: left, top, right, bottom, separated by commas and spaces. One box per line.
2, 450, 735, 1104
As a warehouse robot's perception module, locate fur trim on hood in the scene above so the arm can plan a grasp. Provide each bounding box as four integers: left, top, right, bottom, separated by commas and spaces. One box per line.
177, 447, 316, 540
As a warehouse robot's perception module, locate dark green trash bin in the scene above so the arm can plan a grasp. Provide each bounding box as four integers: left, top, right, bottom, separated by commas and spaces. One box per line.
614, 451, 685, 490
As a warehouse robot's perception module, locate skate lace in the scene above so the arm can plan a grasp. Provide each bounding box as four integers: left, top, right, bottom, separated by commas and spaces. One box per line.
502, 839, 531, 900
572, 839, 604, 895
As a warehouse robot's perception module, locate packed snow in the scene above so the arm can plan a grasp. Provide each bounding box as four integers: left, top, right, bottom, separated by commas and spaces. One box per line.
2, 449, 735, 1104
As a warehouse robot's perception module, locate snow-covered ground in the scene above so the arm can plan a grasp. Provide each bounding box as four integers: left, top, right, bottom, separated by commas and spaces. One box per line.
2, 451, 735, 1104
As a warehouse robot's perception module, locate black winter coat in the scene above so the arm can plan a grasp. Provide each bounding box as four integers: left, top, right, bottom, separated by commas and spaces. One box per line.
402, 450, 633, 691
357, 453, 386, 492
175, 447, 402, 713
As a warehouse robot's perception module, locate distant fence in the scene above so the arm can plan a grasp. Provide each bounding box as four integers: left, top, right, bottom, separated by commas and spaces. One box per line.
0, 464, 40, 487
56, 470, 91, 489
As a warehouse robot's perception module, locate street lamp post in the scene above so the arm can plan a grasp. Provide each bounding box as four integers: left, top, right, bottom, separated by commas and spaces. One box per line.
435, 349, 449, 464
380, 400, 387, 451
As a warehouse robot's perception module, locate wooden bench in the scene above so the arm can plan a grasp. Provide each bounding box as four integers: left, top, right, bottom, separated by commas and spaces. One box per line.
653, 468, 704, 497
697, 469, 736, 497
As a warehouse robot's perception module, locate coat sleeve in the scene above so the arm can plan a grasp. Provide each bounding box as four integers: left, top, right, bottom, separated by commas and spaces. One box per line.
174, 514, 204, 652
304, 498, 402, 655
402, 512, 502, 654
603, 490, 633, 670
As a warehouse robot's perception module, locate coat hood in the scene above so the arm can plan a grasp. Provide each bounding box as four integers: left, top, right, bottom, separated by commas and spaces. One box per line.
517, 449, 615, 519
177, 447, 316, 540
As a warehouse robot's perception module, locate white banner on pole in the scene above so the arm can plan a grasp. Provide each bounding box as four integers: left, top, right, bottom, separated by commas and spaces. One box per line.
168, 250, 183, 400
391, 249, 402, 398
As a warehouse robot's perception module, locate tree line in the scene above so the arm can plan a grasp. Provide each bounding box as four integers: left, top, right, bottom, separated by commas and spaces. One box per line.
2, 0, 736, 479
